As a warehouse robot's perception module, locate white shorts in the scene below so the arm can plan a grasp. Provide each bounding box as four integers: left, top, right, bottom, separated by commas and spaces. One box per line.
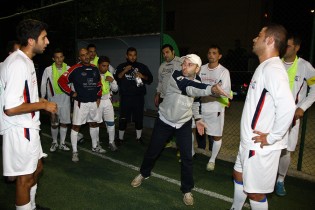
2, 127, 45, 176
72, 100, 102, 125
99, 99, 115, 123
287, 119, 300, 151
203, 112, 224, 136
57, 104, 71, 124
233, 145, 281, 194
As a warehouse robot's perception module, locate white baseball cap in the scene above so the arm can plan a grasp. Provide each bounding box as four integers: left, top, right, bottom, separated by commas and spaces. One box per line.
181, 54, 202, 67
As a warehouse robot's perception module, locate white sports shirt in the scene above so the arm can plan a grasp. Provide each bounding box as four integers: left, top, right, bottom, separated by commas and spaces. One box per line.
199, 63, 231, 112
0, 50, 40, 130
240, 57, 295, 150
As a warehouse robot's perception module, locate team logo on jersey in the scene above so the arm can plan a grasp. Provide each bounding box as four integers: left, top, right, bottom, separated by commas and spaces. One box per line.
177, 76, 184, 81
81, 72, 87, 76
250, 80, 256, 89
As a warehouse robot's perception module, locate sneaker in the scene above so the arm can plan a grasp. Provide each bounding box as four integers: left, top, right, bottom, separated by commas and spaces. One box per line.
72, 152, 79, 162
108, 142, 118, 152
131, 174, 148, 188
92, 146, 106, 154
275, 181, 287, 196
50, 143, 58, 152
33, 204, 51, 210
183, 192, 194, 206
206, 162, 215, 171
59, 144, 70, 151
165, 141, 173, 148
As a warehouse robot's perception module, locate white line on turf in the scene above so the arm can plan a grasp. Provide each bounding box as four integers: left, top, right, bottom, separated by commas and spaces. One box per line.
42, 132, 250, 208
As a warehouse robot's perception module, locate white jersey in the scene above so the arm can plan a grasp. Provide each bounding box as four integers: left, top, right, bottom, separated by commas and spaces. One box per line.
199, 63, 231, 112
0, 50, 40, 130
156, 56, 182, 98
241, 57, 295, 150
283, 57, 315, 111
41, 64, 71, 106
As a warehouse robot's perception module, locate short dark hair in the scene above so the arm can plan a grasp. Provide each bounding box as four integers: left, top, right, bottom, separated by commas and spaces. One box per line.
161, 44, 174, 52
87, 43, 96, 50
6, 40, 20, 54
288, 33, 302, 46
126, 47, 137, 54
209, 44, 222, 55
16, 19, 48, 47
98, 56, 110, 64
264, 23, 287, 56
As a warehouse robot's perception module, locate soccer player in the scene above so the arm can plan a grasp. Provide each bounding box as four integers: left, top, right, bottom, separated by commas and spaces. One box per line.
98, 56, 119, 151
275, 34, 315, 196
41, 48, 71, 152
0, 19, 56, 210
58, 48, 104, 162
230, 24, 296, 210
197, 45, 231, 171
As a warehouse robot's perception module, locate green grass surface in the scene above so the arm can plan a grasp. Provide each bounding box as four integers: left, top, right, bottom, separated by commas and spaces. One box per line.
1, 114, 315, 209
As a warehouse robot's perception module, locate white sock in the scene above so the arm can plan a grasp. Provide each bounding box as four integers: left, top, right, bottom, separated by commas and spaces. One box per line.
209, 139, 222, 163
119, 130, 125, 140
71, 130, 78, 153
249, 197, 268, 210
107, 125, 115, 143
277, 151, 291, 183
90, 127, 99, 148
231, 180, 247, 210
16, 202, 32, 210
59, 127, 68, 145
136, 129, 142, 139
51, 127, 58, 143
30, 184, 37, 210
77, 132, 84, 140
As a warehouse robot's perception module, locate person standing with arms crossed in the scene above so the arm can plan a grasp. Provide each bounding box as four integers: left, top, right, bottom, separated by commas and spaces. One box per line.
98, 56, 119, 151
0, 19, 56, 210
41, 48, 71, 152
58, 48, 104, 162
275, 34, 315, 196
197, 45, 232, 171
230, 24, 296, 210
131, 54, 231, 206
114, 47, 153, 145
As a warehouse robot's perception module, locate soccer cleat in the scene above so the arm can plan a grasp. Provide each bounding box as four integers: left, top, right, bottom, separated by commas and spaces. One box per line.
206, 162, 215, 171
108, 142, 118, 151
72, 152, 79, 162
50, 143, 58, 152
33, 204, 51, 210
183, 192, 194, 206
92, 145, 106, 154
59, 144, 70, 151
275, 181, 287, 196
131, 174, 148, 187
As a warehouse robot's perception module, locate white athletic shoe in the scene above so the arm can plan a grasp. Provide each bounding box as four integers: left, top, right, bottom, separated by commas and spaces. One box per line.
59, 144, 70, 151
72, 152, 79, 162
206, 162, 215, 171
92, 146, 106, 154
50, 143, 58, 152
183, 192, 194, 206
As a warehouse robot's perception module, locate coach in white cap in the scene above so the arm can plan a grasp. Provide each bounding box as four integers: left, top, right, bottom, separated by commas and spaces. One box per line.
131, 54, 231, 206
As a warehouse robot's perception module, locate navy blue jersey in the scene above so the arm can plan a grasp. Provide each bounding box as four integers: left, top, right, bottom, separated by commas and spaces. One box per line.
58, 63, 102, 102
114, 61, 153, 96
